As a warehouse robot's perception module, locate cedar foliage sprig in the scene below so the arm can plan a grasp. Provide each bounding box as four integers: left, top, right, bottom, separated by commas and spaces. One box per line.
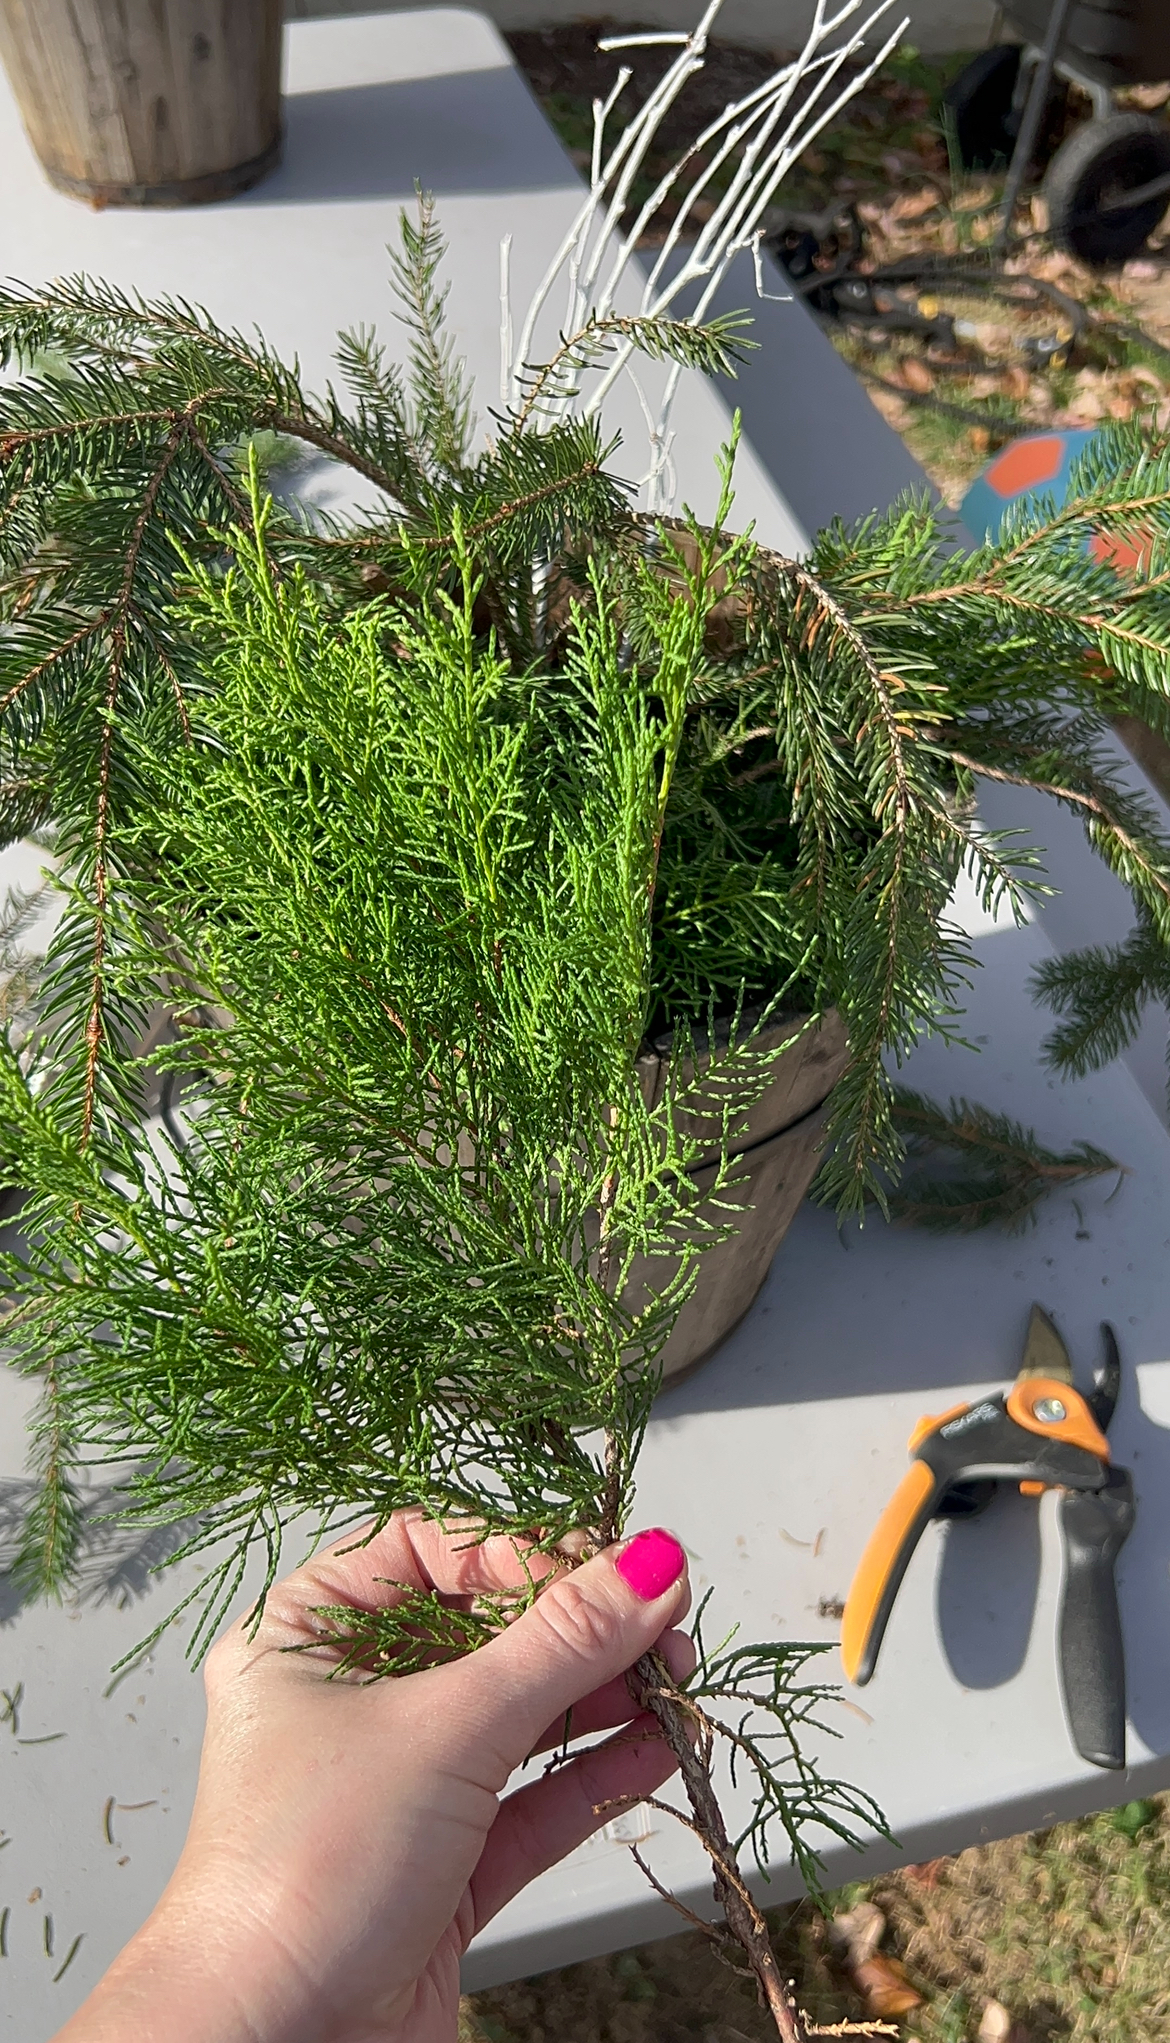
0, 465, 891, 2033
682, 1590, 888, 1895
1, 495, 728, 1618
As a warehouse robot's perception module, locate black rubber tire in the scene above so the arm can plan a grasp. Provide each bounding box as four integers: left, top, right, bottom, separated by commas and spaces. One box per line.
942, 43, 1021, 170
1043, 112, 1170, 265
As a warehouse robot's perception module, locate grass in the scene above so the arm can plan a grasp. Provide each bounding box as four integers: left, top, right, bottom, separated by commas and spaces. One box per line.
462, 1793, 1170, 2041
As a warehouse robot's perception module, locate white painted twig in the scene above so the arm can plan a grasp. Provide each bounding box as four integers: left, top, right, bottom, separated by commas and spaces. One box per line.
503, 0, 908, 508
499, 234, 512, 408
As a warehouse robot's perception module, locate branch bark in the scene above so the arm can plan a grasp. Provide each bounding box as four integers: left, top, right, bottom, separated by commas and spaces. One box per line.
626, 1646, 808, 2043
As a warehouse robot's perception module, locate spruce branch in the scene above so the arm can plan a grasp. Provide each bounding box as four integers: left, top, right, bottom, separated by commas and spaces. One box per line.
79, 392, 207, 1145
881, 1087, 1122, 1232
945, 746, 1170, 928
511, 309, 754, 432
390, 186, 473, 476
1031, 916, 1170, 1078
0, 876, 48, 1035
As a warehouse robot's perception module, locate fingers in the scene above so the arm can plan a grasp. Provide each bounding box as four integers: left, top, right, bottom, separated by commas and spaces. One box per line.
531, 1624, 696, 1752
469, 1711, 685, 1931
438, 1528, 690, 1783
251, 1512, 565, 1649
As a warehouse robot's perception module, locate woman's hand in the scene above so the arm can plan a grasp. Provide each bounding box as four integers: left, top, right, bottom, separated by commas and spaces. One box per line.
56, 1512, 691, 2043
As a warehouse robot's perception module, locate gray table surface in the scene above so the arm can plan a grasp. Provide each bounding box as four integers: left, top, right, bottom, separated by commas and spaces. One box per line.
3, 10, 1170, 2032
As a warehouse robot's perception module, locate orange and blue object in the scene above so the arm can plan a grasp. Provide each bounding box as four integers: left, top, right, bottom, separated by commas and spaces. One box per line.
960, 428, 1100, 544
960, 427, 1153, 576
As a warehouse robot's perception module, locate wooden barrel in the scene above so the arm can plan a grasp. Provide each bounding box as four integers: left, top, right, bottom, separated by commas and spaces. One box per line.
0, 0, 283, 207
629, 1008, 851, 1385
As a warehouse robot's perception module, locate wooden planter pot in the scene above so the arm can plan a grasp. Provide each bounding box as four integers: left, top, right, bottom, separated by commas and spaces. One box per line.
0, 0, 283, 207
631, 1010, 849, 1385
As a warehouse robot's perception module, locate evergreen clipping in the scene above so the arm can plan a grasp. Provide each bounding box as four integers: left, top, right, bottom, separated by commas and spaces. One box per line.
2, 201, 1170, 2033
883, 1088, 1121, 1233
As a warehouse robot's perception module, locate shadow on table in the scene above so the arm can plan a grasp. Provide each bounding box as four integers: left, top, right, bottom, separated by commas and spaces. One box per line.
0, 1479, 200, 1627
244, 70, 576, 205
935, 1485, 1043, 1690
652, 1197, 1147, 1419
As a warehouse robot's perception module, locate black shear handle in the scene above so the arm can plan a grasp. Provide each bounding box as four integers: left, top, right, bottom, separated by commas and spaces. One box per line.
1058, 1468, 1135, 1771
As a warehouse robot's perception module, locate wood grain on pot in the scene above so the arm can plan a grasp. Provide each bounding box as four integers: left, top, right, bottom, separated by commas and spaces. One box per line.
631, 1010, 849, 1382
0, 0, 284, 205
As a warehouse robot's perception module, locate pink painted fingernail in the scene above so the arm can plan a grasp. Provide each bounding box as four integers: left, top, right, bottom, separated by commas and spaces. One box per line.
614, 1527, 686, 1601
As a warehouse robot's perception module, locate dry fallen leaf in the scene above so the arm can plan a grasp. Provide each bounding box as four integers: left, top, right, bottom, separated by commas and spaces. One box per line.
829, 1902, 885, 1968
1021, 250, 1094, 292
972, 322, 1014, 353
978, 1999, 1031, 2043
868, 388, 910, 428
890, 187, 940, 222
899, 357, 934, 394
979, 2001, 1013, 2042
1126, 81, 1170, 112
830, 1905, 924, 2023
1002, 364, 1030, 401
851, 1955, 924, 2019
968, 426, 991, 453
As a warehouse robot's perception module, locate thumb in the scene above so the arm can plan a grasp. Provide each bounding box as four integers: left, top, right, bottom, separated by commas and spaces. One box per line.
439, 1527, 689, 1779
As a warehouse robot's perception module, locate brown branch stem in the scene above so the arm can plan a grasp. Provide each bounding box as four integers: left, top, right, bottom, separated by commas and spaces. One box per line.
627, 1646, 808, 2043
946, 748, 1170, 907
264, 410, 408, 500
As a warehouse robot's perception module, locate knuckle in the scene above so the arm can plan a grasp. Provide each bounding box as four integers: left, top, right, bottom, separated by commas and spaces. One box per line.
201, 1631, 235, 1698
534, 1578, 626, 1667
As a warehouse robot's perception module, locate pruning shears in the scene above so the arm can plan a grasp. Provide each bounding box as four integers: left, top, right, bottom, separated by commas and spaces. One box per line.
841, 1306, 1134, 1770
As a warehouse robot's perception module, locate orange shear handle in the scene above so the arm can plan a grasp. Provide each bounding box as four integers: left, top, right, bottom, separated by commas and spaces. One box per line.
841, 1459, 941, 1686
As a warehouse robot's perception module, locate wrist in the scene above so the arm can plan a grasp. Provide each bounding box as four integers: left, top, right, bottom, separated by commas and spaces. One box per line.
52, 1881, 291, 2043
